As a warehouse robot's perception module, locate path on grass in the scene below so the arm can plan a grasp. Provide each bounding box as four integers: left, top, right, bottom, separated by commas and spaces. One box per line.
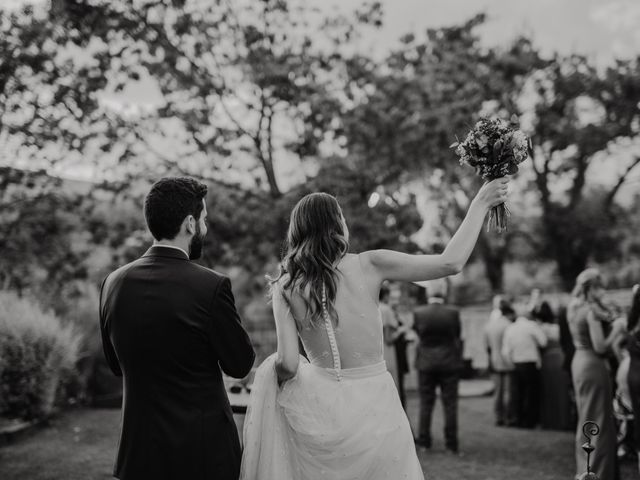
0, 392, 637, 480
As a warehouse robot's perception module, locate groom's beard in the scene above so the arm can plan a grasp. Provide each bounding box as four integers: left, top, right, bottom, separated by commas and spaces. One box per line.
189, 223, 205, 260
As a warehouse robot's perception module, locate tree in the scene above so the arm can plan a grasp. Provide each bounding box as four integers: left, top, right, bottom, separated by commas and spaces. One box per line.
0, 167, 88, 293
1, 0, 426, 302
1, 0, 385, 199
333, 14, 522, 291
519, 55, 640, 289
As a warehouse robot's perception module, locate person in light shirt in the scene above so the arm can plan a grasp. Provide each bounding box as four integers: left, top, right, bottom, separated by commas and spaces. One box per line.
483, 299, 515, 426
502, 305, 548, 428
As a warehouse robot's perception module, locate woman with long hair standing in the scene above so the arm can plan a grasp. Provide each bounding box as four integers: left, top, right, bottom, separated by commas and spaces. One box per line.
627, 284, 640, 474
568, 269, 623, 480
534, 301, 572, 430
240, 178, 508, 480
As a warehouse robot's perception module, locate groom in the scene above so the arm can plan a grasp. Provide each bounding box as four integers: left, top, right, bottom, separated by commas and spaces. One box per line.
99, 177, 255, 480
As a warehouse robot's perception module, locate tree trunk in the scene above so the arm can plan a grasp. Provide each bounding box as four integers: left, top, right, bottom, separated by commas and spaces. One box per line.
262, 159, 281, 198
555, 250, 588, 292
540, 205, 590, 292
477, 232, 506, 293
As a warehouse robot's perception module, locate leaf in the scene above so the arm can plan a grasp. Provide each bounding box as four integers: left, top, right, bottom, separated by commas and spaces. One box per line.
506, 163, 519, 174
449, 142, 459, 149
492, 139, 503, 158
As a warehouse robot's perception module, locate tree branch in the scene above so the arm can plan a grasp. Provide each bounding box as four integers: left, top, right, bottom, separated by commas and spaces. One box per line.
131, 8, 257, 141
142, 138, 268, 199
531, 142, 552, 212
605, 156, 640, 211
568, 154, 588, 210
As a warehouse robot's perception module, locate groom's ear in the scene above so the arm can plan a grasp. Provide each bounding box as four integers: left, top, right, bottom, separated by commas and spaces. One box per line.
184, 215, 196, 235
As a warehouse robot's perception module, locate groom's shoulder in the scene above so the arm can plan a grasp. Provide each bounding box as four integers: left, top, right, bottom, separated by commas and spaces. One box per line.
105, 258, 142, 281
101, 257, 145, 283
185, 262, 228, 285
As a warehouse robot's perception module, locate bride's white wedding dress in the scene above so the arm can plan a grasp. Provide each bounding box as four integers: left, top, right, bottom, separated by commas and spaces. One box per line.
240, 255, 424, 480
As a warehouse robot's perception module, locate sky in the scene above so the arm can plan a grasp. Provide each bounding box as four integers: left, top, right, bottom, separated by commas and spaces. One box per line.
324, 0, 640, 60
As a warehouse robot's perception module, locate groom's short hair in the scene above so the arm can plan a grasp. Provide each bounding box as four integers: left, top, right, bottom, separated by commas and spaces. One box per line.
144, 177, 208, 241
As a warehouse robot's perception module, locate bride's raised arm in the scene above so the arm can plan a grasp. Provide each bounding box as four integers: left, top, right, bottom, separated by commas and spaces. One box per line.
360, 177, 509, 284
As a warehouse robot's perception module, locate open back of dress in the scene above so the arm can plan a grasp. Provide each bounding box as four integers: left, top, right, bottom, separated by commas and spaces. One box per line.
296, 254, 384, 371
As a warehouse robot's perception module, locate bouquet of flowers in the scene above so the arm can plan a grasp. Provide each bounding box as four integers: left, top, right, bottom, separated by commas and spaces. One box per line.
450, 116, 529, 232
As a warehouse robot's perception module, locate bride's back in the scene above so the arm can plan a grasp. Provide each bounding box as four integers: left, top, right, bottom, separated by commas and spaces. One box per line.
288, 253, 384, 369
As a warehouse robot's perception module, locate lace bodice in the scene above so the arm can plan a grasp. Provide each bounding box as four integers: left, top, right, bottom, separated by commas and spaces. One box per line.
294, 254, 384, 372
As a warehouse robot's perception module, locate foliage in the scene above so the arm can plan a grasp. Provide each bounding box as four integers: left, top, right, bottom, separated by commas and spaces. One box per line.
0, 167, 91, 293
0, 290, 81, 420
2, 0, 639, 310
3, 0, 383, 198
495, 48, 640, 289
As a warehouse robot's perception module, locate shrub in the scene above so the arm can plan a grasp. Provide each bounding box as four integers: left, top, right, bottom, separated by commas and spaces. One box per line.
42, 280, 103, 404
0, 291, 81, 421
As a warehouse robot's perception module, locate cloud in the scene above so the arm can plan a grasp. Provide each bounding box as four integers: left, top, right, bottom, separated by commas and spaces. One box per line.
590, 1, 640, 31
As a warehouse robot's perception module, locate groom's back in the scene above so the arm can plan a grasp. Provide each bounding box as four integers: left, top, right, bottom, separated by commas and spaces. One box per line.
104, 255, 222, 398
100, 246, 254, 480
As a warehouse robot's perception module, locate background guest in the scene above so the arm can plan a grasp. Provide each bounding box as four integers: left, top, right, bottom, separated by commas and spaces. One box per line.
568, 268, 623, 480
532, 301, 572, 431
380, 284, 401, 391
489, 294, 505, 324
557, 304, 576, 376
502, 303, 547, 428
393, 293, 416, 409
483, 298, 515, 426
627, 284, 640, 474
413, 279, 462, 453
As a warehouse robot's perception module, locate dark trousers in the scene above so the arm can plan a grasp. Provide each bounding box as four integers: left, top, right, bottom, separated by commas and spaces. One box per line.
492, 371, 513, 425
511, 362, 540, 428
395, 338, 409, 408
397, 370, 407, 408
629, 353, 640, 453
417, 369, 459, 451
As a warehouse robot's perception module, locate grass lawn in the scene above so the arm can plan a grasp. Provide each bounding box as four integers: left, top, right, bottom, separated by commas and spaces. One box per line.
0, 392, 637, 480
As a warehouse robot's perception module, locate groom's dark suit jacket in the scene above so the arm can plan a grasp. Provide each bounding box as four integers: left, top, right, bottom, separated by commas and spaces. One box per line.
99, 246, 255, 480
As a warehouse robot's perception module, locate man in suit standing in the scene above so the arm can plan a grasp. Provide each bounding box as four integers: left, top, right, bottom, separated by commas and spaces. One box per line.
99, 177, 255, 480
413, 279, 463, 453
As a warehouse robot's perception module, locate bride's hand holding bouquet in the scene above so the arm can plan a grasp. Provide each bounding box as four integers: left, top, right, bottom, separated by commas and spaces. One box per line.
470, 177, 510, 214
451, 116, 529, 232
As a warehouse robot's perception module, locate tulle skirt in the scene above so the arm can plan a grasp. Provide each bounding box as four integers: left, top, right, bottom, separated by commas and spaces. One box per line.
240, 355, 424, 480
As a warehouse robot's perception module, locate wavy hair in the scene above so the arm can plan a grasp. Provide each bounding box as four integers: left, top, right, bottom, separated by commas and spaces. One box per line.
628, 284, 640, 333
269, 192, 349, 327
569, 268, 612, 322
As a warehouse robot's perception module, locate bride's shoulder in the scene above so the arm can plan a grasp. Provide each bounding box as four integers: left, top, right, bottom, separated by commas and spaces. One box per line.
354, 249, 395, 271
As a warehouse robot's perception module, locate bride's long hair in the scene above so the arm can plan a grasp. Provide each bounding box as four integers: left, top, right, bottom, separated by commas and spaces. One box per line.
269, 192, 349, 326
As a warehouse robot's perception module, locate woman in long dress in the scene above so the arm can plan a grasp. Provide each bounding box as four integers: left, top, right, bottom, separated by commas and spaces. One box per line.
240, 178, 508, 480
626, 284, 640, 475
534, 301, 571, 430
567, 269, 624, 480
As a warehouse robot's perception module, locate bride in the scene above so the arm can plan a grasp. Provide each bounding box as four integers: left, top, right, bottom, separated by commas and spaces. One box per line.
240, 178, 509, 480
